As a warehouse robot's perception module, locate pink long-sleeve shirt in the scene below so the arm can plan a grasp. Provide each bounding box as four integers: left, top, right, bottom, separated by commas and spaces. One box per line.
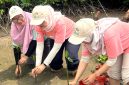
82, 21, 129, 59
35, 16, 74, 44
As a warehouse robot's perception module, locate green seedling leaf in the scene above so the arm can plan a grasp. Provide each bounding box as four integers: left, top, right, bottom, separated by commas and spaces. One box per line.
65, 50, 73, 63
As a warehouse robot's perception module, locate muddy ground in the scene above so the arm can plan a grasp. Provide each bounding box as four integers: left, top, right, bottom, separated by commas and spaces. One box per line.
0, 35, 98, 85
0, 10, 125, 85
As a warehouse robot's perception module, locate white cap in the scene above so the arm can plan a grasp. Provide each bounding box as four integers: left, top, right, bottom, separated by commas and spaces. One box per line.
9, 6, 23, 19
68, 18, 96, 45
30, 5, 53, 25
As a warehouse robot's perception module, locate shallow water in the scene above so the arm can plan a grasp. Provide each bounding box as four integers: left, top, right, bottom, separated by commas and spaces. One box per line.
0, 36, 96, 85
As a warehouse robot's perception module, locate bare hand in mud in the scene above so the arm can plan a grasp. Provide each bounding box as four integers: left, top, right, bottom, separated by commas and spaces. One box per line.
31, 64, 46, 77
82, 73, 96, 85
69, 80, 77, 85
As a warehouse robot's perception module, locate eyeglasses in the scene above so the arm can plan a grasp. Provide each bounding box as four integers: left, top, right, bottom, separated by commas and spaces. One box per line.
12, 14, 24, 23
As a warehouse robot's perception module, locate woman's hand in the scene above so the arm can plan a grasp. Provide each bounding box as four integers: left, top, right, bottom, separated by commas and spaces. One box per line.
69, 80, 77, 85
82, 73, 96, 85
15, 65, 22, 77
31, 64, 46, 78
19, 54, 28, 64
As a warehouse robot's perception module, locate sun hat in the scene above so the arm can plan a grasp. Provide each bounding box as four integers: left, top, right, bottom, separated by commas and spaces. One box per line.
68, 18, 96, 45
9, 5, 23, 19
30, 5, 54, 25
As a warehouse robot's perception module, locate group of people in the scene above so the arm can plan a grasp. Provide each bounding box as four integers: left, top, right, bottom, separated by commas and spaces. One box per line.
9, 5, 129, 85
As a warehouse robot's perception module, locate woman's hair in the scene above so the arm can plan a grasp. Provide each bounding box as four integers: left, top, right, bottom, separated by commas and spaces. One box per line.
121, 9, 129, 22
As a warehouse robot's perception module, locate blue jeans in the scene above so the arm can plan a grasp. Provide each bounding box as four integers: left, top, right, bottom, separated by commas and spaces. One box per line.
49, 39, 80, 71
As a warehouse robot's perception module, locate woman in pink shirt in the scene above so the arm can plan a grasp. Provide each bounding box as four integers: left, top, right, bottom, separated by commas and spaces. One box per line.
9, 6, 38, 77
69, 18, 129, 85
30, 5, 80, 76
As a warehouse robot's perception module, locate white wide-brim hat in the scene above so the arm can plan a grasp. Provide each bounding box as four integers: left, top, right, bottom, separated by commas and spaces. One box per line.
30, 5, 54, 25
68, 35, 86, 45
68, 18, 96, 45
30, 18, 45, 25
9, 6, 23, 19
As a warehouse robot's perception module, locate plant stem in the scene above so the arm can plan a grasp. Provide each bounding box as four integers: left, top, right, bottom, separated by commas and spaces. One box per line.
17, 64, 20, 78
17, 47, 20, 78
66, 69, 69, 85
35, 73, 37, 84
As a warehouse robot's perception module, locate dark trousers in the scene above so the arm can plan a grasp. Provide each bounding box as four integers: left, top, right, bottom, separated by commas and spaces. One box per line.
13, 39, 51, 65
49, 39, 80, 71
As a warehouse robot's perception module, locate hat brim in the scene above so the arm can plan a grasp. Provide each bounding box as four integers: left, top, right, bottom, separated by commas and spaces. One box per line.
10, 12, 22, 19
30, 18, 45, 25
68, 35, 86, 45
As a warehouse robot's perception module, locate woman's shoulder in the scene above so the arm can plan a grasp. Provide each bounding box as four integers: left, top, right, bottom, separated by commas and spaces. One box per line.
24, 11, 31, 15
24, 11, 32, 19
55, 16, 74, 27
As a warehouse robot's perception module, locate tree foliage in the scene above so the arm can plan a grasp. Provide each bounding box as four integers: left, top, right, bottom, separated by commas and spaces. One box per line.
0, 0, 129, 34
1, 0, 129, 16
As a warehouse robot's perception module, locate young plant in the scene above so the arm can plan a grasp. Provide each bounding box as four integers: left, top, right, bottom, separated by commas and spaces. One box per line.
96, 55, 108, 64
12, 45, 21, 78
65, 50, 73, 85
79, 55, 109, 85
